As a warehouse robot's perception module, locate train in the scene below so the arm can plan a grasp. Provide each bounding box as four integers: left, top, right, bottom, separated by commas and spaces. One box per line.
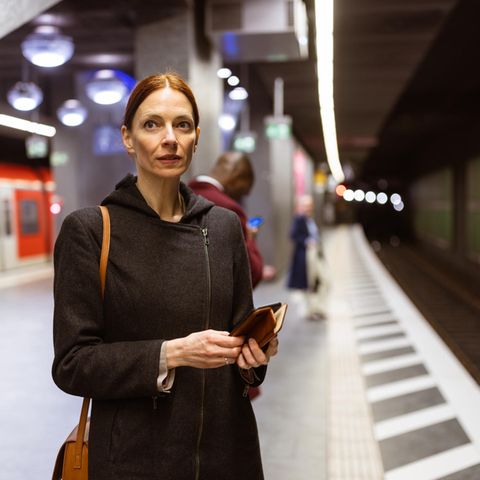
0, 163, 56, 272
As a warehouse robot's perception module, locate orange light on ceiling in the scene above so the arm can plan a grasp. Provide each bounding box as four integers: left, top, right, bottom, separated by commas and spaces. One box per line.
335, 184, 347, 196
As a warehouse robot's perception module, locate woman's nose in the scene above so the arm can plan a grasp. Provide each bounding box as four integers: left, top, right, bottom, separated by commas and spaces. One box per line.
162, 126, 177, 146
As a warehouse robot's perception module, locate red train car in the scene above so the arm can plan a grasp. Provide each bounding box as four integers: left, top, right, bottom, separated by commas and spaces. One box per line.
0, 163, 55, 271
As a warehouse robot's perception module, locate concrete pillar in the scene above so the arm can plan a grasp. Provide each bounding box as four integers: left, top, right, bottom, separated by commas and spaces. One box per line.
134, 4, 223, 179
266, 118, 294, 273
244, 71, 295, 274
0, 0, 60, 39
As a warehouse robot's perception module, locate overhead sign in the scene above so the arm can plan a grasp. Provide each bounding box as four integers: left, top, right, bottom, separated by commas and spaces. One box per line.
25, 134, 48, 159
233, 132, 257, 153
264, 115, 292, 140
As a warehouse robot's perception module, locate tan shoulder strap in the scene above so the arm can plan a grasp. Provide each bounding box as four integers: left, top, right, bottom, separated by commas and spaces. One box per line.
99, 205, 110, 299
72, 206, 110, 468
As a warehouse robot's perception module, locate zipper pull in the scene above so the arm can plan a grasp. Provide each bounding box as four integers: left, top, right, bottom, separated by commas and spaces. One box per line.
243, 385, 250, 398
201, 227, 209, 245
152, 396, 158, 410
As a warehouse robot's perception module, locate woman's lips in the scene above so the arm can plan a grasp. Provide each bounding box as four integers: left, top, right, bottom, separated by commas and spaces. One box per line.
157, 155, 181, 163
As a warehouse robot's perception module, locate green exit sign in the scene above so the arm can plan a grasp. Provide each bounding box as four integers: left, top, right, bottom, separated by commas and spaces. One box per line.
233, 132, 256, 153
264, 115, 292, 140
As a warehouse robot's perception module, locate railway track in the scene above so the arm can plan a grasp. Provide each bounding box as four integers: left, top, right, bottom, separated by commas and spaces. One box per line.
375, 243, 480, 385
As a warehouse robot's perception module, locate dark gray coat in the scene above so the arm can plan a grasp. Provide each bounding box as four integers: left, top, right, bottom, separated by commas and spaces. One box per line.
52, 175, 266, 479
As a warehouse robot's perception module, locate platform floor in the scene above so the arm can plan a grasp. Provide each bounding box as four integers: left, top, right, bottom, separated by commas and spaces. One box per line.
1, 225, 480, 479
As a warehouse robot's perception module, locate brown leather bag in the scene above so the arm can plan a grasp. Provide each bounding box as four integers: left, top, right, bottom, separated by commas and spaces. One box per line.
52, 205, 110, 480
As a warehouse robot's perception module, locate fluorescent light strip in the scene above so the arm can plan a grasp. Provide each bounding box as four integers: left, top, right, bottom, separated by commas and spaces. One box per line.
315, 0, 345, 183
0, 113, 56, 137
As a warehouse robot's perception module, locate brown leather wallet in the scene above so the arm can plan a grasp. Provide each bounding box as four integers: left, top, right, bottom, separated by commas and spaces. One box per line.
230, 303, 287, 348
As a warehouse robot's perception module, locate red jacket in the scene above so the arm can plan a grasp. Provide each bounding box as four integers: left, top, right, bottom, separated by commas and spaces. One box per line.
188, 179, 263, 288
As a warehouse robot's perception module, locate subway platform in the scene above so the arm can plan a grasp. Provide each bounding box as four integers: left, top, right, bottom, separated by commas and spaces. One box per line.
1, 225, 480, 479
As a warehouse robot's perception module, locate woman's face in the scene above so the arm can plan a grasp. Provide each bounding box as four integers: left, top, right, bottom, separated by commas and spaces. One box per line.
121, 87, 200, 181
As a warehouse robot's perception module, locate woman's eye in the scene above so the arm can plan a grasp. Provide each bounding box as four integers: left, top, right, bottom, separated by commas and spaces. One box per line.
177, 121, 192, 130
144, 120, 156, 129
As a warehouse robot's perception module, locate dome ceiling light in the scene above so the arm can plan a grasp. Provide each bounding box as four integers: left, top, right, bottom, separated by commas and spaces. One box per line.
21, 26, 74, 68
228, 87, 248, 101
57, 99, 88, 127
7, 81, 44, 111
85, 69, 129, 105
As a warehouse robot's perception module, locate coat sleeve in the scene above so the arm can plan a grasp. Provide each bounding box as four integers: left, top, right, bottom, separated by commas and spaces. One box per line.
245, 237, 264, 288
52, 210, 163, 400
229, 215, 267, 387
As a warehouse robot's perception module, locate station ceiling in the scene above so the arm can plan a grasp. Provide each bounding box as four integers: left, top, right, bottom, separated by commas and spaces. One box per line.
0, 0, 468, 189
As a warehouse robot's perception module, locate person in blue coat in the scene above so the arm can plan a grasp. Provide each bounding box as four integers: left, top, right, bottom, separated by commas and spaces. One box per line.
287, 195, 327, 319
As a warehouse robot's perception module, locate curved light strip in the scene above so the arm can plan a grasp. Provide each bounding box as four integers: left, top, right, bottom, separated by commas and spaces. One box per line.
315, 0, 345, 183
0, 114, 56, 137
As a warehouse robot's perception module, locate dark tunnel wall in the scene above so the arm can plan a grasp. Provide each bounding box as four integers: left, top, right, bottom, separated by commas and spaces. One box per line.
357, 0, 480, 275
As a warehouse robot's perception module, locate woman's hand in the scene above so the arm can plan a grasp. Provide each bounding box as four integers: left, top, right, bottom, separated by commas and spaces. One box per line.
236, 336, 279, 370
166, 330, 245, 369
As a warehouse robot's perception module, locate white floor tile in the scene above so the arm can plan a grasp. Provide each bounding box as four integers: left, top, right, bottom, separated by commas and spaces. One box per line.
359, 337, 412, 355
374, 403, 456, 440
362, 353, 423, 375
356, 324, 404, 340
384, 444, 480, 480
367, 375, 436, 402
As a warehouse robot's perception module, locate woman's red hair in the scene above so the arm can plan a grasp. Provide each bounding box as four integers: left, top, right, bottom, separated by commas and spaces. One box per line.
123, 72, 200, 130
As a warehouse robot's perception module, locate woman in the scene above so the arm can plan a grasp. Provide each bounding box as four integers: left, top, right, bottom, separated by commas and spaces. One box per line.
52, 72, 278, 479
287, 194, 326, 319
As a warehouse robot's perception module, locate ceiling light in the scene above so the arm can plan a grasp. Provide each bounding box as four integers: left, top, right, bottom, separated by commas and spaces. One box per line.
217, 68, 232, 79
315, 0, 345, 183
218, 114, 236, 131
390, 193, 402, 205
86, 69, 129, 105
7, 81, 43, 111
354, 189, 365, 202
376, 192, 388, 205
227, 75, 240, 86
228, 87, 248, 101
21, 26, 74, 68
343, 189, 354, 202
365, 191, 376, 203
0, 114, 56, 137
57, 99, 88, 127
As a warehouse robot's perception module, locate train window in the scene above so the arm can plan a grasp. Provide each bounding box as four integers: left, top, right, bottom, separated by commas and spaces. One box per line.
3, 198, 11, 236
20, 199, 39, 235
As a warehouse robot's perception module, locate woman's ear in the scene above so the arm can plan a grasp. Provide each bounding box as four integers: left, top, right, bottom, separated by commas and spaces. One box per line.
121, 125, 135, 155
195, 127, 200, 151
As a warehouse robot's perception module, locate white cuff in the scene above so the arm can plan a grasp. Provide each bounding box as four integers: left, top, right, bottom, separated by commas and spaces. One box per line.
157, 341, 175, 392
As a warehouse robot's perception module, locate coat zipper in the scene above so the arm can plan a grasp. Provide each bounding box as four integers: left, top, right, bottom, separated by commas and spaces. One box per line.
195, 227, 211, 480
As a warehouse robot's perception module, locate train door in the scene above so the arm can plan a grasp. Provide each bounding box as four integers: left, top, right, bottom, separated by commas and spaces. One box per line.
0, 187, 14, 272
15, 189, 51, 264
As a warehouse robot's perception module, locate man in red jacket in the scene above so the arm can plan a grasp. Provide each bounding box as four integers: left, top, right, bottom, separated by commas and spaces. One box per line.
189, 151, 264, 288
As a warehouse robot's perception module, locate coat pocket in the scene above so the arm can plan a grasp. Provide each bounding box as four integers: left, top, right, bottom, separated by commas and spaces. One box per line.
109, 399, 154, 474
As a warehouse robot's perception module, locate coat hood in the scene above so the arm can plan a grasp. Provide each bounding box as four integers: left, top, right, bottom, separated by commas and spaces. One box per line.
101, 173, 215, 221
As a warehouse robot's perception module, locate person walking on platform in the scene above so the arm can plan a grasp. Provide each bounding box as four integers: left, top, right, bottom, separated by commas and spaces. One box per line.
189, 152, 264, 400
188, 151, 264, 288
287, 194, 327, 320
52, 72, 278, 480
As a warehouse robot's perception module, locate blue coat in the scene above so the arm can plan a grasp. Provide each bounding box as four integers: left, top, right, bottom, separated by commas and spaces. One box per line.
287, 215, 309, 289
